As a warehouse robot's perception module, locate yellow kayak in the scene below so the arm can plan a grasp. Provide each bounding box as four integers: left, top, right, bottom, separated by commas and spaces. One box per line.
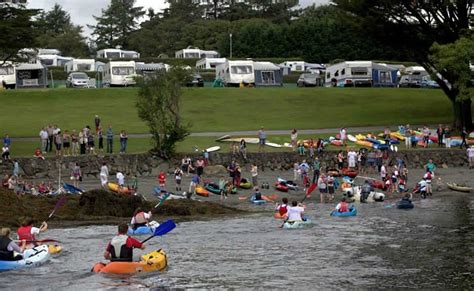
355, 134, 366, 140
48, 244, 63, 254
92, 249, 167, 274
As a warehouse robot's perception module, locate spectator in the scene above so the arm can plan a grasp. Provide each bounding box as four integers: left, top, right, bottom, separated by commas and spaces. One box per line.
46, 124, 54, 152
337, 150, 344, 169
422, 126, 430, 148
467, 146, 474, 169
100, 162, 109, 188
97, 128, 104, 154
79, 130, 86, 155
195, 157, 205, 178
71, 162, 82, 188
106, 125, 113, 154
12, 160, 19, 177
54, 130, 62, 156
383, 127, 391, 145
460, 127, 468, 149
2, 144, 10, 160
71, 129, 79, 156
174, 167, 183, 191
251, 163, 258, 187
94, 115, 101, 133
347, 148, 357, 169
181, 155, 190, 176
34, 148, 45, 160
203, 150, 209, 166
39, 127, 48, 153
3, 134, 11, 148
116, 171, 125, 187
258, 127, 266, 153
340, 127, 347, 146
239, 139, 247, 160
63, 130, 71, 156
436, 124, 444, 147
88, 132, 95, 155
290, 129, 298, 151
444, 126, 451, 149
404, 124, 411, 149
119, 130, 128, 154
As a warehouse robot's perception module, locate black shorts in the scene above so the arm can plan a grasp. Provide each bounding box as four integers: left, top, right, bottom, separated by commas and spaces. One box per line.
55, 143, 62, 150
63, 142, 70, 148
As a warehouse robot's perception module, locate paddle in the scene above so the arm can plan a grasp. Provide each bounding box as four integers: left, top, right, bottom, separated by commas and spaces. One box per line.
44, 196, 67, 222
154, 192, 171, 208
140, 219, 176, 244
301, 183, 317, 203
16, 239, 62, 244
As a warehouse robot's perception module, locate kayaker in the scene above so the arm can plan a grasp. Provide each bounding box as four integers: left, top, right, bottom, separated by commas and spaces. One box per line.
104, 223, 145, 262
130, 208, 152, 230
0, 228, 26, 261
253, 187, 262, 201
334, 197, 349, 213
275, 197, 289, 218
286, 200, 305, 222
17, 217, 48, 248
423, 170, 433, 196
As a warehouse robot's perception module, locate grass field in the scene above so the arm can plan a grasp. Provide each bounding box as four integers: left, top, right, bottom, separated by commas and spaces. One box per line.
0, 87, 464, 138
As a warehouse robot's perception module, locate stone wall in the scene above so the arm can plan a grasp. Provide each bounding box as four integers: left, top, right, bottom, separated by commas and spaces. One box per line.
0, 149, 468, 179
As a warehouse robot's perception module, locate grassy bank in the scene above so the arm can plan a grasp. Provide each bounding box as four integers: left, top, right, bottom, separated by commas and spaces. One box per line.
0, 87, 462, 137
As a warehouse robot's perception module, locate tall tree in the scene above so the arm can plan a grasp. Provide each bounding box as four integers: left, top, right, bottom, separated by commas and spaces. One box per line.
0, 5, 39, 64
332, 0, 473, 130
89, 0, 145, 49
136, 68, 191, 159
36, 4, 89, 57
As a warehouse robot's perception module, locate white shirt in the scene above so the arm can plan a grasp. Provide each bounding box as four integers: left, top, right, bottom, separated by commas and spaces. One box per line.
31, 227, 40, 235
287, 206, 304, 221
100, 165, 109, 176
130, 212, 152, 225
380, 165, 387, 177
348, 151, 357, 162
340, 129, 347, 140
251, 165, 258, 177
468, 148, 474, 158
116, 172, 125, 185
39, 130, 48, 139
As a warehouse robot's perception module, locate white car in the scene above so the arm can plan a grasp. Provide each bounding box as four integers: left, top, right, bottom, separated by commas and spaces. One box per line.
66, 72, 90, 88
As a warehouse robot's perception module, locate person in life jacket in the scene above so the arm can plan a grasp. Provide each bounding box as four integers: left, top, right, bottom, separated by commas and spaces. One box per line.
17, 217, 48, 248
423, 171, 433, 195
335, 197, 349, 213
104, 223, 145, 262
158, 172, 166, 188
275, 197, 289, 218
130, 208, 152, 230
0, 228, 26, 261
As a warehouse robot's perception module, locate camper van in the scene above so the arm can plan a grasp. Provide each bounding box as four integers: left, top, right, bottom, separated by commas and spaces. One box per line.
38, 54, 73, 67
216, 60, 254, 86
65, 59, 95, 72
0, 64, 15, 89
102, 61, 136, 87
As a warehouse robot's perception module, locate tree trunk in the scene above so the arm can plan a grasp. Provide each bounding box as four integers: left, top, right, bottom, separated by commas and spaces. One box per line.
452, 98, 473, 131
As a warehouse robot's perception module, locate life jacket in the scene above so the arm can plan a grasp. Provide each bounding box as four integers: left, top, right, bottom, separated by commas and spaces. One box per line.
17, 225, 35, 242
133, 211, 147, 228
0, 235, 14, 261
109, 234, 133, 262
339, 202, 349, 212
158, 173, 166, 183
278, 204, 288, 216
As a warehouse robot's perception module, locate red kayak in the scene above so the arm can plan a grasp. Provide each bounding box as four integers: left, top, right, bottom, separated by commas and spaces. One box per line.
370, 179, 386, 190
341, 168, 358, 178
275, 182, 289, 192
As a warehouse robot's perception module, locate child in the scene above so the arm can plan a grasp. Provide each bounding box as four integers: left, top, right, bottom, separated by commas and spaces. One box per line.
34, 148, 45, 160
158, 171, 166, 188
174, 167, 183, 191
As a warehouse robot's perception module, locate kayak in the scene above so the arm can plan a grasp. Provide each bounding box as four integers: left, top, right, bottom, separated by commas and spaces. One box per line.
274, 212, 286, 219
396, 199, 414, 209
330, 140, 343, 146
127, 221, 160, 236
0, 245, 50, 271
204, 183, 221, 194
282, 219, 313, 229
277, 178, 298, 190
250, 195, 266, 205
195, 185, 209, 197
92, 249, 167, 274
341, 168, 358, 178
356, 140, 373, 147
107, 182, 135, 195
275, 182, 289, 192
330, 207, 357, 217
447, 183, 473, 193
63, 183, 84, 194
239, 178, 253, 189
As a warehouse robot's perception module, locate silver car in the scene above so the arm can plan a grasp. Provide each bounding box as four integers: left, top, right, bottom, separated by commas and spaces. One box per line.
66, 72, 90, 88
297, 73, 321, 87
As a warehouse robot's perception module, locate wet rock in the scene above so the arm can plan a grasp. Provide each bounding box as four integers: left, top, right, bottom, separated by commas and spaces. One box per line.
204, 165, 227, 175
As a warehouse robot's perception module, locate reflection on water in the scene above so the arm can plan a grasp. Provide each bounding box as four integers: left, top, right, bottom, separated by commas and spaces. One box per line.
0, 194, 472, 290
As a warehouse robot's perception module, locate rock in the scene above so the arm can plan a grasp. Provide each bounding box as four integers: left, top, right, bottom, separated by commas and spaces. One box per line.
442, 163, 448, 168
204, 165, 227, 175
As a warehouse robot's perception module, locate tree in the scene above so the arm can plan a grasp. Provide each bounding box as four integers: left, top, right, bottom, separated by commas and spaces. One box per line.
89, 0, 145, 49
36, 4, 89, 57
136, 68, 191, 159
332, 0, 473, 130
430, 36, 474, 131
0, 5, 39, 64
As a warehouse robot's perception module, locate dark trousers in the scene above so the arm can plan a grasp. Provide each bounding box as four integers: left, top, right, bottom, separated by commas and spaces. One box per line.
107, 139, 113, 153
80, 143, 86, 155
47, 136, 53, 152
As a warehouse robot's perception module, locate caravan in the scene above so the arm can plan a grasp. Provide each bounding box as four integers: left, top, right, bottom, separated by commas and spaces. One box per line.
216, 60, 254, 86
325, 61, 398, 87
102, 61, 136, 87
38, 54, 73, 67
96, 49, 140, 59
0, 63, 16, 89
65, 59, 96, 72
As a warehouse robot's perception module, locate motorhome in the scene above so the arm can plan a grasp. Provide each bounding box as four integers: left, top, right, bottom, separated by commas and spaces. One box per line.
96, 49, 140, 59
0, 63, 16, 89
196, 58, 227, 70
102, 61, 136, 87
215, 60, 255, 86
175, 47, 220, 59
325, 61, 398, 87
38, 54, 73, 67
65, 59, 96, 72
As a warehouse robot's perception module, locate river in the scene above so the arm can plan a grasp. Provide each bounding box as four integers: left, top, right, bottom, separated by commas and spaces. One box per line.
0, 192, 473, 290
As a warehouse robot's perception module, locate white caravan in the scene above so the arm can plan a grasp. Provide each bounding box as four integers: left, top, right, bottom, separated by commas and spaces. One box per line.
38, 54, 73, 67
215, 60, 255, 86
102, 61, 136, 87
0, 63, 16, 89
96, 49, 140, 59
196, 57, 227, 70
65, 59, 96, 72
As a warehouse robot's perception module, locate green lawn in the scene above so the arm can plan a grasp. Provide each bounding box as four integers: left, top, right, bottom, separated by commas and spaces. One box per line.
0, 87, 463, 138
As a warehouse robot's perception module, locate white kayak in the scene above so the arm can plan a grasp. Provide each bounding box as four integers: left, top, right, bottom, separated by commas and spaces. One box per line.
283, 219, 313, 229
0, 245, 50, 271
347, 134, 357, 142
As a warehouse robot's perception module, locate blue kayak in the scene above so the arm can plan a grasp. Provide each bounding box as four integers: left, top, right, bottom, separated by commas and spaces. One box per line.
0, 245, 50, 272
396, 199, 414, 209
127, 221, 159, 236
330, 207, 357, 217
63, 183, 84, 194
250, 195, 266, 205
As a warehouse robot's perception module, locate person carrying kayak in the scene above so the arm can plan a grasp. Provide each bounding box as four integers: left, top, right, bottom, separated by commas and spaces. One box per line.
104, 223, 145, 262
334, 197, 349, 213
0, 228, 26, 261
17, 217, 48, 248
130, 208, 152, 230
275, 197, 289, 218
286, 200, 305, 222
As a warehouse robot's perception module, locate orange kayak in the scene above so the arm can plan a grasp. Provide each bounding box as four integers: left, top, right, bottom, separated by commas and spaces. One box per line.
195, 185, 209, 197
92, 249, 167, 274
107, 182, 135, 195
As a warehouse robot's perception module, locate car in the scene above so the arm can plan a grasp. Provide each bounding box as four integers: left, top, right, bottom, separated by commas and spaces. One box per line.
186, 73, 204, 87
420, 79, 440, 88
66, 72, 90, 88
297, 73, 320, 87
399, 75, 422, 88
